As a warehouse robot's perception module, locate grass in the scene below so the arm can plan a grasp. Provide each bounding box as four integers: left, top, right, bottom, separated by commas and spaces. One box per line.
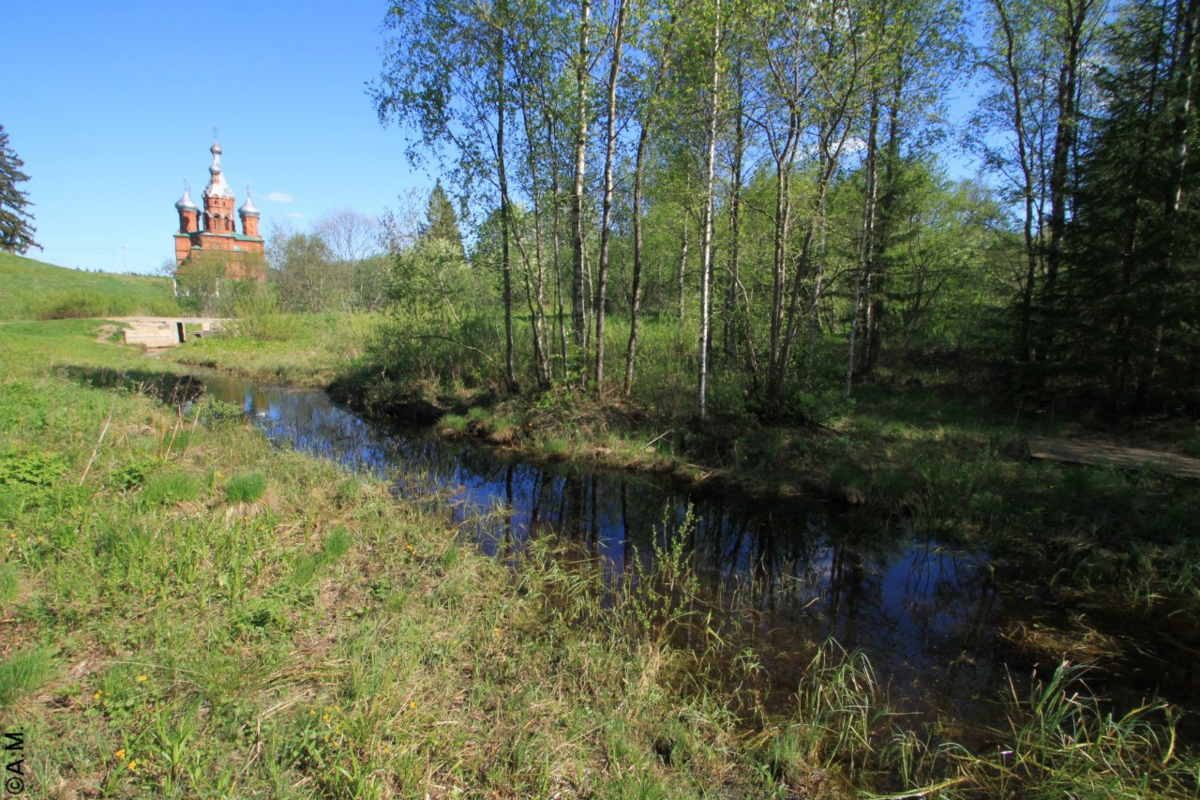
0, 252, 180, 320
141, 471, 203, 506
0, 647, 57, 706
224, 471, 267, 503
1, 316, 1194, 797
169, 312, 380, 387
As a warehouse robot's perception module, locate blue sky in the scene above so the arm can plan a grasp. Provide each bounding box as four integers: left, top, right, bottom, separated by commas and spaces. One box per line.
6, 0, 428, 274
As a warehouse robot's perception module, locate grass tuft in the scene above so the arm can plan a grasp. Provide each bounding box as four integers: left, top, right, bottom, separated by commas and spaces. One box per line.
142, 471, 202, 506
225, 471, 267, 503
0, 647, 57, 706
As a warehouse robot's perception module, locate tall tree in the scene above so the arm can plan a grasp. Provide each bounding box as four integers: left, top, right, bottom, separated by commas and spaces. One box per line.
374, 0, 520, 389
695, 0, 723, 420
0, 125, 39, 254
594, 0, 631, 393
1060, 0, 1200, 411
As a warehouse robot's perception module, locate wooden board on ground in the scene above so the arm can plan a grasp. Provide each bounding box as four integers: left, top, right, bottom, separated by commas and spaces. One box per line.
1027, 436, 1200, 479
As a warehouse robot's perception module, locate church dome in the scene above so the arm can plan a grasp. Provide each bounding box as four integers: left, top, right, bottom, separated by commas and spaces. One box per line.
175, 186, 198, 212
238, 193, 260, 218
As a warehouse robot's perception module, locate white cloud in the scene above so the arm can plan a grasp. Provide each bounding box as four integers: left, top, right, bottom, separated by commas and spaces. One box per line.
266, 192, 294, 203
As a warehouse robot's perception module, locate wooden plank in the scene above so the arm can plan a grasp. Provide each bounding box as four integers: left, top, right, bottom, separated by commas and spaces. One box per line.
123, 328, 179, 348
1028, 436, 1200, 479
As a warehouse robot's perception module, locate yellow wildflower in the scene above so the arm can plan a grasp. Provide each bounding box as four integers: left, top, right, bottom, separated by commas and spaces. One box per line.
409, 701, 415, 710
136, 675, 148, 682
93, 691, 102, 700
114, 749, 126, 760
126, 761, 137, 771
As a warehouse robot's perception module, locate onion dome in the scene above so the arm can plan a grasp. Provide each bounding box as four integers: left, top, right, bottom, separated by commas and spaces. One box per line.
175, 184, 198, 212
238, 191, 260, 218
204, 138, 235, 199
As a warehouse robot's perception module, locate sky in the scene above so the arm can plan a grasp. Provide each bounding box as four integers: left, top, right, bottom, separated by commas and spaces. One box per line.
6, 0, 429, 275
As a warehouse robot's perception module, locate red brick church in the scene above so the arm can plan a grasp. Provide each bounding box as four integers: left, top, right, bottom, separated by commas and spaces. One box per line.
173, 138, 265, 281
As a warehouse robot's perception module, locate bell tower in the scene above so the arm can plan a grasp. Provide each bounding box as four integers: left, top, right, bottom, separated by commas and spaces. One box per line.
202, 138, 236, 234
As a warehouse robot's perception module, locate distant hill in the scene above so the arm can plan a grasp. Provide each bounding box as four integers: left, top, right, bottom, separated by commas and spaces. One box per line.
0, 252, 181, 320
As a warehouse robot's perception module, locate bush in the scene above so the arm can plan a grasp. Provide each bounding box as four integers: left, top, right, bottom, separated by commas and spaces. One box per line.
35, 291, 111, 320
234, 291, 303, 342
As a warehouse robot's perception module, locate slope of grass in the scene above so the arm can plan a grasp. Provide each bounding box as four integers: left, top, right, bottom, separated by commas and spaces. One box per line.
0, 252, 180, 320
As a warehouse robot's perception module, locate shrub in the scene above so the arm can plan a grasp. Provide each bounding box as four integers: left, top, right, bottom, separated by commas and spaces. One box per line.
35, 291, 109, 320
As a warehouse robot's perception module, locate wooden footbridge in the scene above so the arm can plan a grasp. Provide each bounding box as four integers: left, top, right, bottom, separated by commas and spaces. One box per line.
119, 317, 226, 348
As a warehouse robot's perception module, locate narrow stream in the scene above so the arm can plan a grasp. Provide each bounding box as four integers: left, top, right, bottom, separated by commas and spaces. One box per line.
200, 373, 1194, 739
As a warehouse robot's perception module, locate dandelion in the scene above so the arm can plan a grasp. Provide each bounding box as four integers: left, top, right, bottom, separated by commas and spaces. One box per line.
126, 760, 138, 771
114, 749, 126, 760
136, 675, 148, 682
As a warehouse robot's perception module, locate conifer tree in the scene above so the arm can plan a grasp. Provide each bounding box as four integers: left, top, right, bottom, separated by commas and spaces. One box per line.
422, 180, 466, 257
0, 125, 39, 254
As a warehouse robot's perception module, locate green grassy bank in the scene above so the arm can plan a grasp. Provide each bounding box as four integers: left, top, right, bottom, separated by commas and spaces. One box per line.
0, 253, 180, 321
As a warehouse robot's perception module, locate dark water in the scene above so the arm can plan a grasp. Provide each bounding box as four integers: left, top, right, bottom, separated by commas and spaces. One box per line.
200, 374, 1194, 737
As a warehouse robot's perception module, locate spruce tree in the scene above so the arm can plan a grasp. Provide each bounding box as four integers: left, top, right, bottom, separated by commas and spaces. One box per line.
1061, 0, 1200, 412
421, 180, 465, 257
0, 125, 39, 254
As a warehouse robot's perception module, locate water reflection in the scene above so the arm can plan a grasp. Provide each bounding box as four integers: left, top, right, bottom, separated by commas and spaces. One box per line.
203, 375, 1006, 721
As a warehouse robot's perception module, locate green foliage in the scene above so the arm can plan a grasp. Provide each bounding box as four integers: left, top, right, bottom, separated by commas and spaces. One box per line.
1054, 0, 1200, 413
111, 458, 157, 491
192, 397, 244, 426
233, 289, 303, 341
225, 471, 267, 503
0, 449, 65, 486
422, 180, 465, 256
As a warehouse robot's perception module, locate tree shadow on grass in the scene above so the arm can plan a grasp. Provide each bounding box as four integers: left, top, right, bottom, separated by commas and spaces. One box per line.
56, 365, 205, 406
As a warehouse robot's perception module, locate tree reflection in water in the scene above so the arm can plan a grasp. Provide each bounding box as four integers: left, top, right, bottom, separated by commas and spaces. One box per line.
201, 375, 1009, 729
